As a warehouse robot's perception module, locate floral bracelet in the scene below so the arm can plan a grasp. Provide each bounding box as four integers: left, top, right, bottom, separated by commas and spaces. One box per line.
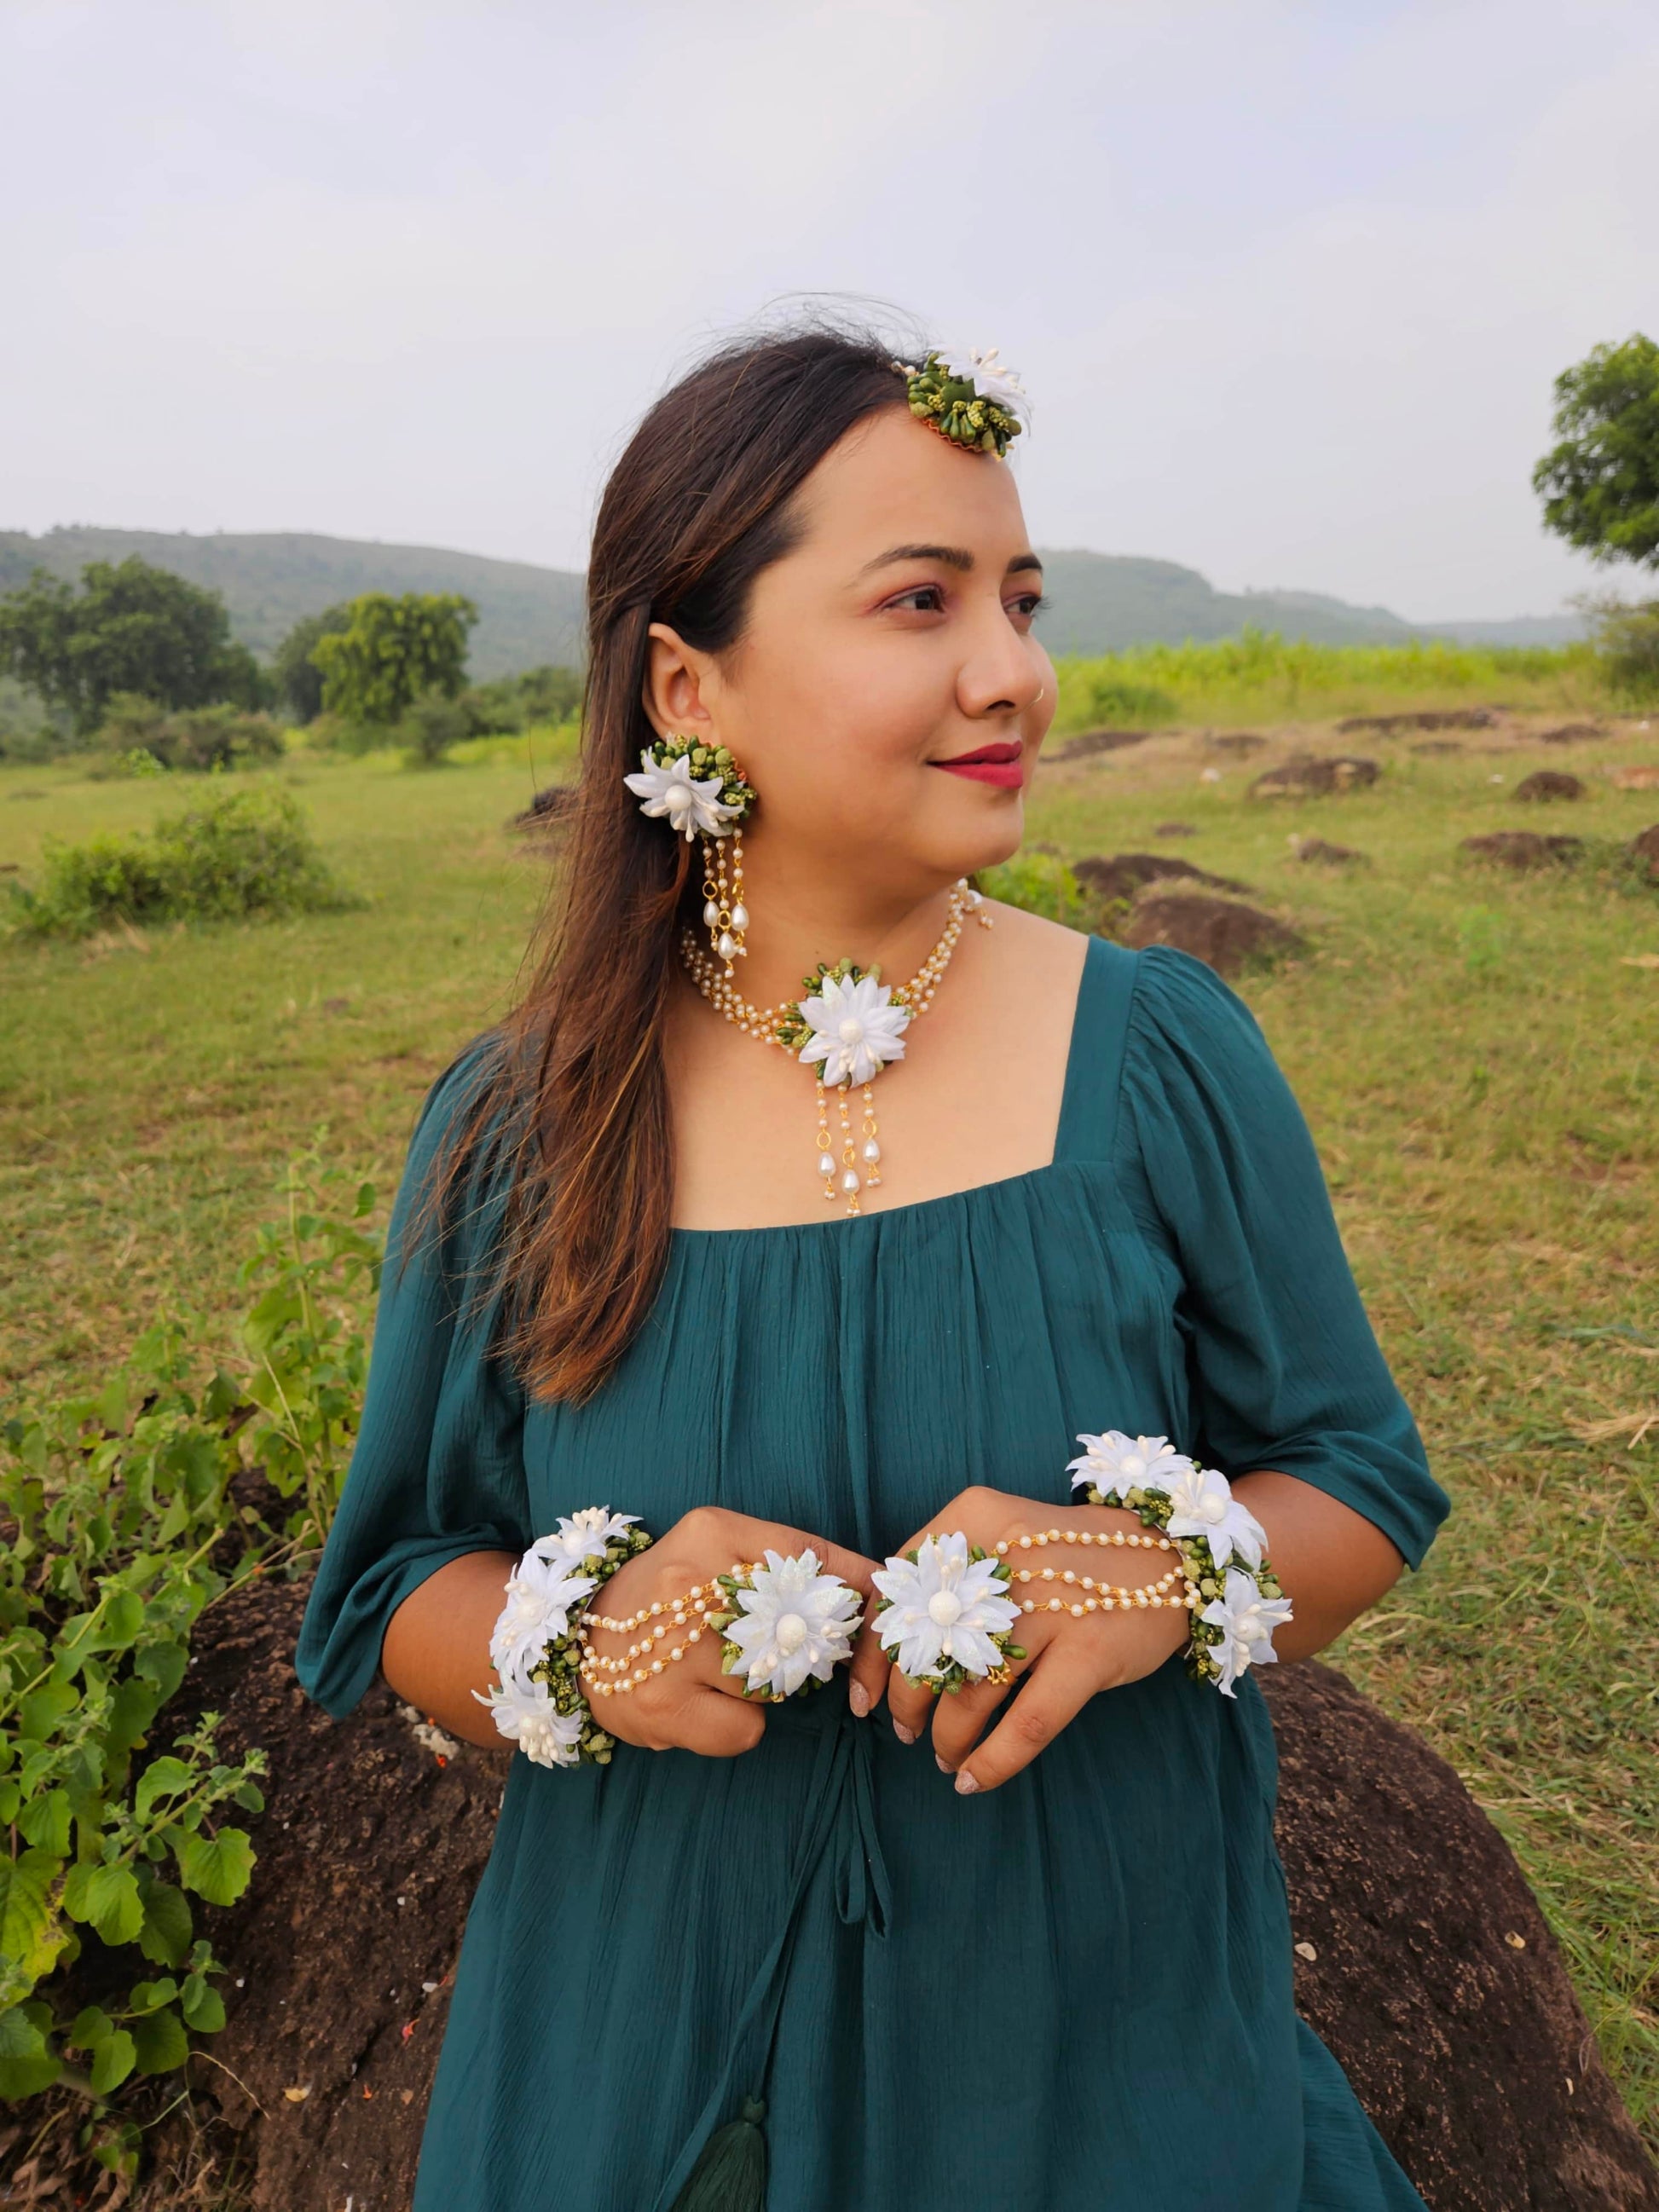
1066, 1432, 1294, 1696
870, 1529, 1026, 1694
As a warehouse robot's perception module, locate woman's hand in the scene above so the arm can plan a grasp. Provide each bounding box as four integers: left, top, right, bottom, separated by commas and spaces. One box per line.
587, 1507, 878, 1758
848, 1486, 1190, 1793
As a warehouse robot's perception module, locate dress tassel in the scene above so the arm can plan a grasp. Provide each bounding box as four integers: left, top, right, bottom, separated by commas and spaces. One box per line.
668, 2094, 768, 2212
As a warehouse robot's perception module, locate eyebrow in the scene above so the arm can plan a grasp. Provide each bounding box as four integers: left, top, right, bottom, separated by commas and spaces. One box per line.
855, 543, 1045, 579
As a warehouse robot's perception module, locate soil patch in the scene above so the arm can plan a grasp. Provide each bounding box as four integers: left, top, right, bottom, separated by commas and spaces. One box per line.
1460, 831, 1584, 870
1119, 891, 1304, 977
509, 783, 577, 830
1338, 708, 1497, 735
1514, 771, 1586, 803
1289, 836, 1368, 867
1540, 722, 1608, 744
1072, 852, 1252, 904
1206, 732, 1269, 754
1410, 739, 1464, 756
12, 1589, 1657, 2209
1050, 728, 1154, 760
1249, 754, 1380, 800
1153, 821, 1199, 837
1610, 764, 1659, 792
1631, 823, 1659, 877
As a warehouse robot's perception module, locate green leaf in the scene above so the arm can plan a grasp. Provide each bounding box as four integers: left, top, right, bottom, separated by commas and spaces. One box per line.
62, 1860, 144, 1947
134, 1642, 189, 1701
128, 1977, 179, 2013
16, 1785, 72, 1858
233, 1780, 266, 1814
106, 1676, 160, 1757
18, 1682, 77, 1739
177, 1827, 255, 1906
67, 2006, 113, 2050
128, 2001, 188, 2076
0, 1849, 66, 1980
136, 1880, 193, 1967
134, 1755, 194, 1820
0, 2001, 61, 2099
90, 2027, 137, 2095
101, 1588, 147, 1649
180, 1980, 225, 2034
0, 2004, 49, 2061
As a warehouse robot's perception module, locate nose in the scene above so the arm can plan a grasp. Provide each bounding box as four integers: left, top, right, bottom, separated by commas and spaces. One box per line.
957, 597, 1047, 720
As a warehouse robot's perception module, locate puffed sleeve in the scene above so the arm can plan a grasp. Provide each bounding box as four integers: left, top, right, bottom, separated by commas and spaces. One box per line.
295, 1033, 532, 1718
1114, 947, 1450, 1570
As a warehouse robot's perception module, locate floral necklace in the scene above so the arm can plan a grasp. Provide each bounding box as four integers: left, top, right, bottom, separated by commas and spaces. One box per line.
678, 879, 992, 1215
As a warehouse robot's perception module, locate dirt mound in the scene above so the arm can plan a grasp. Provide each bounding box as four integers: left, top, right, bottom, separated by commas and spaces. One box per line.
1120, 891, 1303, 977
1338, 708, 1497, 735
1073, 852, 1252, 904
1050, 727, 1154, 760
1632, 823, 1659, 877
1540, 722, 1607, 744
1411, 739, 1464, 756
1289, 835, 1367, 866
1514, 771, 1586, 803
16, 1585, 1657, 2209
1207, 732, 1269, 754
1262, 1661, 1659, 2210
1610, 764, 1659, 791
509, 783, 577, 829
1249, 754, 1380, 799
1460, 831, 1584, 870
1153, 821, 1199, 837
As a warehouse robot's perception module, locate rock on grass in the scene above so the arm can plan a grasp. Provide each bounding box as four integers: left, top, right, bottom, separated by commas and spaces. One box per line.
1514, 771, 1586, 803
1290, 835, 1368, 867
1249, 754, 1380, 799
1631, 823, 1659, 878
1460, 831, 1584, 870
1073, 852, 1253, 904
1120, 890, 1304, 978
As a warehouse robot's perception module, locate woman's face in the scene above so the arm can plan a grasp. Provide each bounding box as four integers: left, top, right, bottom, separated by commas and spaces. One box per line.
647, 404, 1055, 898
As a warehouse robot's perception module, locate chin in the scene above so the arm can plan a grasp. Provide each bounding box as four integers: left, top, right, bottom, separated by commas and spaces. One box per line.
924, 790, 1026, 880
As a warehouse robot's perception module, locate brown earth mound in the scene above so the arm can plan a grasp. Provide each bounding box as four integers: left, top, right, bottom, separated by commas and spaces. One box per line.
13, 1580, 1656, 2209
1514, 771, 1586, 803
1120, 891, 1304, 977
1338, 708, 1497, 735
1290, 835, 1368, 866
1153, 820, 1199, 837
1632, 823, 1659, 876
509, 783, 577, 830
1051, 727, 1154, 760
1073, 852, 1253, 905
1207, 732, 1269, 754
1460, 831, 1584, 870
1249, 754, 1380, 800
1540, 722, 1607, 744
1411, 739, 1464, 756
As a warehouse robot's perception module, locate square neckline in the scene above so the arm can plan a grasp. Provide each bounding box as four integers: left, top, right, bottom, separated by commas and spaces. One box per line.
669, 933, 1130, 1242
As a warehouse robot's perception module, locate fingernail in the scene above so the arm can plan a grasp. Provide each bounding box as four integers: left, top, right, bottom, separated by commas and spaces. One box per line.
893, 1719, 916, 1745
934, 1753, 954, 1774
954, 1770, 980, 1795
848, 1682, 870, 1718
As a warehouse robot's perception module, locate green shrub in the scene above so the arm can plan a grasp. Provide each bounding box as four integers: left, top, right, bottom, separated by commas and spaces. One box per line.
976, 850, 1091, 927
1083, 674, 1178, 726
400, 688, 472, 765
94, 695, 285, 774
5, 788, 360, 939
460, 663, 585, 736
0, 1155, 380, 2176
1590, 598, 1659, 702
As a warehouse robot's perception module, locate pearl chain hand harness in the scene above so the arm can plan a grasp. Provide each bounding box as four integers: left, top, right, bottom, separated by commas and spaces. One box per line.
679, 877, 993, 1215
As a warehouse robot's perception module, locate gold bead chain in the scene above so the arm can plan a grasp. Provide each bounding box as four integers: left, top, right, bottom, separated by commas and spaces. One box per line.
577, 1561, 757, 1699
678, 877, 992, 1215
991, 1527, 1201, 1619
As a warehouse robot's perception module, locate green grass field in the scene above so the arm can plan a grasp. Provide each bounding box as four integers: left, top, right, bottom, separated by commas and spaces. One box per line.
3, 685, 1656, 2148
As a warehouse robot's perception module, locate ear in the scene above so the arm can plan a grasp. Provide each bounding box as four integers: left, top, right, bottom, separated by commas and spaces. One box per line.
643, 622, 722, 742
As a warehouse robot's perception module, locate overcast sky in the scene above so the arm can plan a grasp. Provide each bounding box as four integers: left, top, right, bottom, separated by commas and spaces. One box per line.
3, 0, 1655, 621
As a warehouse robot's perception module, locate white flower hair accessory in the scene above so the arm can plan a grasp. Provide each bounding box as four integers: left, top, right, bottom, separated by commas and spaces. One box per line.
1066, 1430, 1195, 1502
1200, 1568, 1296, 1699
1069, 1431, 1292, 1694
624, 742, 750, 841
711, 1548, 862, 1701
933, 344, 1029, 424
893, 346, 1027, 457
871, 1530, 1024, 1694
795, 969, 910, 1089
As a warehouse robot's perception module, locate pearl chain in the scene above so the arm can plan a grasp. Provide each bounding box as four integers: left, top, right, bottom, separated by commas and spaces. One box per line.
577, 1560, 757, 1699
991, 1527, 1203, 1619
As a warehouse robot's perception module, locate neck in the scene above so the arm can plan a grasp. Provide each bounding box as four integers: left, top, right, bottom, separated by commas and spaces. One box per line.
700, 840, 967, 1012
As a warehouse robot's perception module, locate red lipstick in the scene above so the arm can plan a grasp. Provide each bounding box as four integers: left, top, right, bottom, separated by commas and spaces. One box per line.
930, 739, 1025, 789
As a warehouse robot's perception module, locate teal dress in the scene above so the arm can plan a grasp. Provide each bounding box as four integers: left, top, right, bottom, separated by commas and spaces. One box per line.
297, 938, 1451, 2211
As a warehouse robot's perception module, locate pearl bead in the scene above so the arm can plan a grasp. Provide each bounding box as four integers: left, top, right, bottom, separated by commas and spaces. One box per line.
731, 903, 749, 931
840, 1168, 861, 1195
818, 1152, 837, 1177
717, 931, 737, 961
862, 1138, 882, 1164
702, 899, 720, 928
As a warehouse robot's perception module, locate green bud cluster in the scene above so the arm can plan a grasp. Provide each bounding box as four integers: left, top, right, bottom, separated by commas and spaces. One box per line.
1082, 1481, 1283, 1691
901, 352, 1024, 459
647, 731, 757, 820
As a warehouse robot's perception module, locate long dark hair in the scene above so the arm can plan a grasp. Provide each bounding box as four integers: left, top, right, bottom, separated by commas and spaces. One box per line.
409, 319, 920, 1404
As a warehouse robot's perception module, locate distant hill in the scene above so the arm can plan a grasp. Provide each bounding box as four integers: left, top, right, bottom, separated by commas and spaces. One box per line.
0, 528, 1584, 676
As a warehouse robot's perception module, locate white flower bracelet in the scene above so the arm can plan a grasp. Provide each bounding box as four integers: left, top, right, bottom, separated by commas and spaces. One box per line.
477, 1511, 864, 1764
1066, 1431, 1295, 1696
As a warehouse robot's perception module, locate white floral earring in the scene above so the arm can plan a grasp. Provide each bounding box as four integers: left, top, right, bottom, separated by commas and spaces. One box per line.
624, 731, 757, 977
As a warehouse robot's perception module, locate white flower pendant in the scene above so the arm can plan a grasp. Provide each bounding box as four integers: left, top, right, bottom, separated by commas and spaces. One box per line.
713, 1549, 862, 1701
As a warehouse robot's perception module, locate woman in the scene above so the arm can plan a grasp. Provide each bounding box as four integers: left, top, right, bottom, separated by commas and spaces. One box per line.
297, 323, 1450, 2211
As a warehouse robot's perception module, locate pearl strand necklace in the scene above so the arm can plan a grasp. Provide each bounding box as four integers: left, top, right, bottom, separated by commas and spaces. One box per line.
678, 878, 992, 1215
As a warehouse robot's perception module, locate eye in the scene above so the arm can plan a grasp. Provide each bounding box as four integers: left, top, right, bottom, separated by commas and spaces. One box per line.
885, 583, 947, 614
1008, 591, 1049, 623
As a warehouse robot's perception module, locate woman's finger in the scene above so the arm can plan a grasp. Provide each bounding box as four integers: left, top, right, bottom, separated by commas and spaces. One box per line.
951, 1644, 1100, 1796
675, 1684, 768, 1756
927, 1626, 1050, 1769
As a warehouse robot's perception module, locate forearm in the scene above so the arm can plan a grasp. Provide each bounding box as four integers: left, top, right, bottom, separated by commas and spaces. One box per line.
1228, 1471, 1405, 1663
380, 1548, 517, 1750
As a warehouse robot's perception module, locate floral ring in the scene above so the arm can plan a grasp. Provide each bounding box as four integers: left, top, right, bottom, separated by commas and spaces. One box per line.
870, 1530, 1026, 1695
710, 1548, 863, 1701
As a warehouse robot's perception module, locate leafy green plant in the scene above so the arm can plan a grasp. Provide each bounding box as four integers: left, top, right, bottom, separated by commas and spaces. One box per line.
0, 1158, 383, 2175
95, 694, 286, 774
4, 785, 360, 939
1083, 674, 1178, 726
976, 850, 1091, 927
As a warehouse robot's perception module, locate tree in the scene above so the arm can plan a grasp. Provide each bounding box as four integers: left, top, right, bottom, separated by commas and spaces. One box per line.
1533, 334, 1659, 569
273, 604, 356, 724
0, 557, 268, 736
310, 592, 478, 727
